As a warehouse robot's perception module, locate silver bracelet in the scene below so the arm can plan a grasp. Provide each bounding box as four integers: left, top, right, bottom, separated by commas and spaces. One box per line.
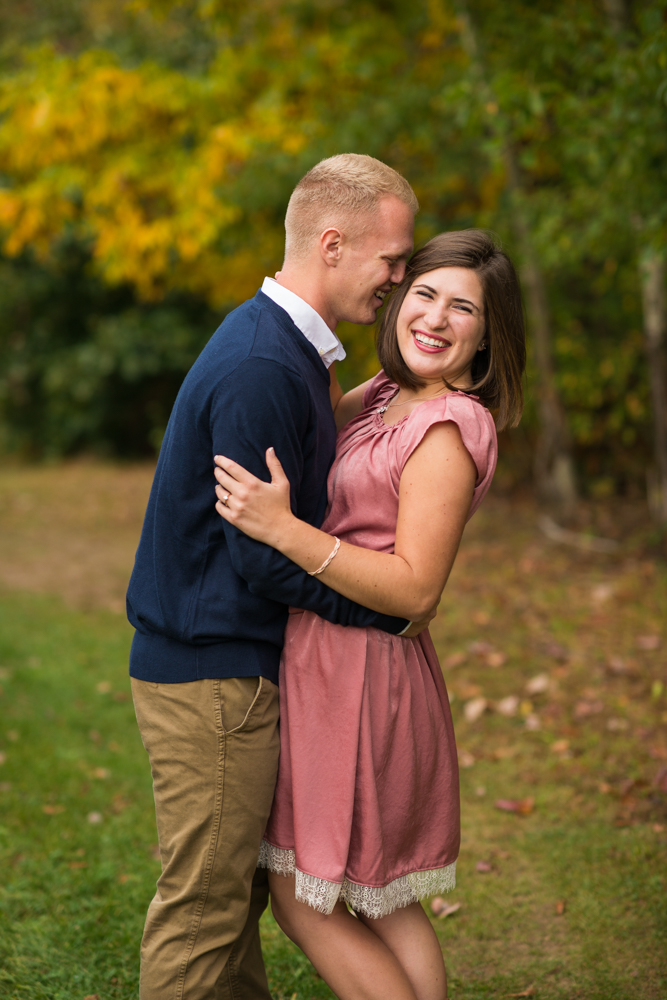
308, 536, 341, 576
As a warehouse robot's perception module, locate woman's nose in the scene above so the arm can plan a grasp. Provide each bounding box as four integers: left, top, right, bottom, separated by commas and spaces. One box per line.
424, 304, 449, 329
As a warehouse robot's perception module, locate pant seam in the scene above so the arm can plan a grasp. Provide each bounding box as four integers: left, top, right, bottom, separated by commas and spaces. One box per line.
174, 679, 226, 1000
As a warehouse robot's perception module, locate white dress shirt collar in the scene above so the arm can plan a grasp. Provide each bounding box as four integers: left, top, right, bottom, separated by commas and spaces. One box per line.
261, 277, 346, 369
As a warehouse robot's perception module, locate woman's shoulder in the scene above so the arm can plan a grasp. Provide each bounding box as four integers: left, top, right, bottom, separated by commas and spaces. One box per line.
399, 391, 498, 486
415, 390, 496, 436
361, 370, 396, 410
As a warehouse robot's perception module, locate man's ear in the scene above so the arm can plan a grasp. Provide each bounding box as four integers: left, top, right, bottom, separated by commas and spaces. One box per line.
319, 227, 343, 267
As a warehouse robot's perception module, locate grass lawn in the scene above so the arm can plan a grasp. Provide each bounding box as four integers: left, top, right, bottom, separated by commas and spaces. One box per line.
0, 463, 666, 999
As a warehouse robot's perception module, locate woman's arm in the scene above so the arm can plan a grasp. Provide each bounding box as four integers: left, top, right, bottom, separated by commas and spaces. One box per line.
329, 363, 377, 431
214, 422, 476, 621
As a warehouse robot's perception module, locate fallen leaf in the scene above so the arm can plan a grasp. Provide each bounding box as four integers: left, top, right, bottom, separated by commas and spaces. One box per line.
87, 811, 103, 824
68, 861, 88, 870
464, 697, 488, 723
112, 691, 129, 702
458, 749, 475, 768
88, 730, 101, 743
108, 741, 121, 752
0, 751, 6, 765
112, 794, 130, 813
653, 823, 665, 833
6, 730, 18, 741
653, 767, 667, 793
96, 681, 111, 694
574, 699, 604, 719
598, 781, 612, 794
0, 782, 11, 792
430, 897, 461, 918
42, 804, 65, 815
555, 900, 566, 915
649, 746, 667, 761
591, 583, 613, 604
524, 713, 541, 731
607, 718, 629, 732
93, 768, 110, 780
150, 843, 161, 861
495, 797, 535, 816
486, 651, 507, 668
551, 739, 570, 754
444, 652, 466, 668
493, 745, 519, 760
475, 785, 486, 796
525, 673, 550, 696
458, 683, 483, 699
507, 984, 535, 997
476, 859, 493, 873
118, 873, 130, 884
636, 634, 661, 651
83, 995, 100, 999
495, 695, 519, 717
473, 611, 490, 626
469, 640, 494, 656
618, 777, 638, 798
545, 641, 569, 661
607, 656, 627, 675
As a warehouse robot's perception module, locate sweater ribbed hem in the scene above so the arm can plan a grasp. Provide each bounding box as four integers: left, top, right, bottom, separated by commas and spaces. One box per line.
129, 629, 280, 685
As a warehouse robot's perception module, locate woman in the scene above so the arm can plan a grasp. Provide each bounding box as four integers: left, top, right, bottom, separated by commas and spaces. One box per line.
213, 230, 525, 1000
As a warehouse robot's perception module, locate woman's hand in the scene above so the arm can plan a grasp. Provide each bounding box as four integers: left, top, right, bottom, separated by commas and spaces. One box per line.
214, 448, 295, 546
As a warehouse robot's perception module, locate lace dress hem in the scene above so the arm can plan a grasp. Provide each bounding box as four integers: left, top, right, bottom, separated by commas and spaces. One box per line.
258, 840, 456, 919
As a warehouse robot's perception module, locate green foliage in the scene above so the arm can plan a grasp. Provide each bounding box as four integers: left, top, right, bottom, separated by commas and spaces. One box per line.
0, 0, 665, 491
0, 243, 218, 456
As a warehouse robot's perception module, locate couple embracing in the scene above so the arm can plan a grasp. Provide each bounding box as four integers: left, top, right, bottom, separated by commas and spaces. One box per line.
127, 154, 526, 1000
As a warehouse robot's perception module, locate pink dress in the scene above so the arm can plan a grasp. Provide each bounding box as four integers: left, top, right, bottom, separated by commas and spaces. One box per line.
258, 373, 498, 918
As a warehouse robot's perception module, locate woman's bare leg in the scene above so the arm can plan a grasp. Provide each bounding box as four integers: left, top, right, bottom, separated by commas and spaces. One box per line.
357, 901, 448, 1000
268, 872, 418, 1000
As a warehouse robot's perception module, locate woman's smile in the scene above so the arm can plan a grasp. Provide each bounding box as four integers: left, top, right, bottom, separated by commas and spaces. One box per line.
412, 329, 451, 353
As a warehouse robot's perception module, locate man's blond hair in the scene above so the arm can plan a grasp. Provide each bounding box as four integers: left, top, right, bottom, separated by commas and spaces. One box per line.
284, 153, 419, 261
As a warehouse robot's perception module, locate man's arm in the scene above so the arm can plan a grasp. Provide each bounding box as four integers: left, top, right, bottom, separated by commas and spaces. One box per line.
211, 358, 409, 634
328, 363, 378, 431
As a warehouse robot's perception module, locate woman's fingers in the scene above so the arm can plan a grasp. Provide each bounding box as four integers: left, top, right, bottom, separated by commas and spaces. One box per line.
214, 465, 238, 491
265, 447, 290, 488
213, 454, 255, 484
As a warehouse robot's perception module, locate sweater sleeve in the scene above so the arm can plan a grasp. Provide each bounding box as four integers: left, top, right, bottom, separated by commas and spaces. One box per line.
210, 358, 409, 634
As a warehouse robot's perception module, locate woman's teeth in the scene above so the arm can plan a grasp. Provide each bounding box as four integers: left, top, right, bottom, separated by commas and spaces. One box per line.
375, 289, 387, 300
414, 332, 448, 349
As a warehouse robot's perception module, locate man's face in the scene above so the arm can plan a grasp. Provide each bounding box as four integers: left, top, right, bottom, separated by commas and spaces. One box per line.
332, 195, 415, 325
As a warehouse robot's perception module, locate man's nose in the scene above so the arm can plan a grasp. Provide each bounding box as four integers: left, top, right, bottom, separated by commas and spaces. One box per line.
391, 260, 407, 284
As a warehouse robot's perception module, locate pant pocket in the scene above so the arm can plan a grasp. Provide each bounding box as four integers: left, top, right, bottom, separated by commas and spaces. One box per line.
219, 676, 263, 734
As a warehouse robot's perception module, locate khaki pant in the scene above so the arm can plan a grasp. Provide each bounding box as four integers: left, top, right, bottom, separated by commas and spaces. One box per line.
132, 675, 280, 1000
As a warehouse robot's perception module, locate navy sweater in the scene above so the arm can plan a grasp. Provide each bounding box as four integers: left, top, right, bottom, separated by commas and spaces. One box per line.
127, 290, 408, 684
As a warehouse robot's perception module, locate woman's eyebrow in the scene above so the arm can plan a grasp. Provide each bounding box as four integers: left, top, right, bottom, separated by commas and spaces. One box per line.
412, 283, 438, 294
452, 296, 481, 311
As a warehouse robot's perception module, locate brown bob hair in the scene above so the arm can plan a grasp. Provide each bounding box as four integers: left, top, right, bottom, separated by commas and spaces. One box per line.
376, 229, 526, 430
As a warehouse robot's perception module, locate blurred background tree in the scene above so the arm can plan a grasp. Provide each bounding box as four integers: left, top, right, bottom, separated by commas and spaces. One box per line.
0, 0, 665, 520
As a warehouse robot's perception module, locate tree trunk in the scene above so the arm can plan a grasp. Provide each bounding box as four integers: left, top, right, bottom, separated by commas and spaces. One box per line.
602, 0, 666, 522
640, 249, 667, 523
457, 5, 577, 512
602, 0, 631, 34
504, 153, 578, 513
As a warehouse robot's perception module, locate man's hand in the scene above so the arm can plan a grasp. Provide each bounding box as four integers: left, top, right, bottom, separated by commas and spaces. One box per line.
402, 604, 438, 638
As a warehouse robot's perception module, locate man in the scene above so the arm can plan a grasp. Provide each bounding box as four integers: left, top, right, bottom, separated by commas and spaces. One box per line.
127, 153, 426, 1000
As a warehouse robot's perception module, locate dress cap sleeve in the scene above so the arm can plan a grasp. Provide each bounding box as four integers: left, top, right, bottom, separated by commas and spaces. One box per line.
362, 371, 396, 411
397, 392, 498, 520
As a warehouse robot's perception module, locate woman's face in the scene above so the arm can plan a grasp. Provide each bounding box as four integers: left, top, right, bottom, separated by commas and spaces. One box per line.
396, 266, 486, 387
